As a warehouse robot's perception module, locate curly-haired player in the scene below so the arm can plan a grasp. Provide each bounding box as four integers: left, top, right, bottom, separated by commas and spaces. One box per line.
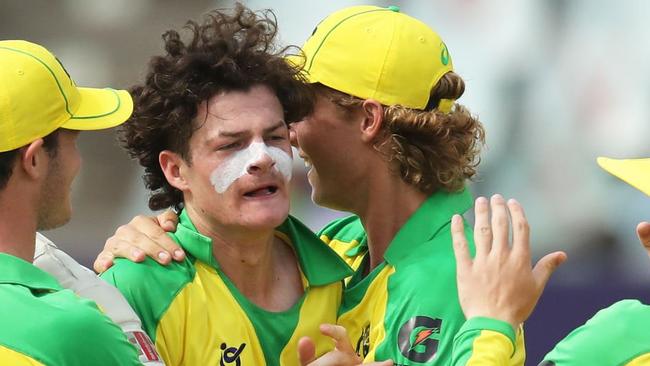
98, 5, 364, 366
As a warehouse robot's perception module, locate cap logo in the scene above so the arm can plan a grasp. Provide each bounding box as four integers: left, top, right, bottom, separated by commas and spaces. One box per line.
440, 42, 450, 66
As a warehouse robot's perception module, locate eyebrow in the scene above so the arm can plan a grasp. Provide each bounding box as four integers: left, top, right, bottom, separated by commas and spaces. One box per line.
217, 120, 286, 138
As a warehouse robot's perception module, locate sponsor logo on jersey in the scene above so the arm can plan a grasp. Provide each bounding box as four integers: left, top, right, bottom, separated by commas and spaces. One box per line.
220, 342, 246, 366
397, 316, 442, 363
355, 323, 370, 357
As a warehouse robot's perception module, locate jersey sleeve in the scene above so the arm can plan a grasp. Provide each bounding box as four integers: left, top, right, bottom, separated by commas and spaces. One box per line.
541, 299, 650, 366
66, 304, 144, 366
450, 317, 521, 366
101, 257, 193, 342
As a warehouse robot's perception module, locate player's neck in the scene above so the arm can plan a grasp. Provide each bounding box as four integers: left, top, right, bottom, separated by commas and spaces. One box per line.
357, 177, 427, 270
214, 233, 303, 312
0, 189, 38, 262
186, 207, 304, 310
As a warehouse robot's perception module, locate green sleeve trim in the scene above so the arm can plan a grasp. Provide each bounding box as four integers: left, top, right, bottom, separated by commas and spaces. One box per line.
458, 317, 516, 345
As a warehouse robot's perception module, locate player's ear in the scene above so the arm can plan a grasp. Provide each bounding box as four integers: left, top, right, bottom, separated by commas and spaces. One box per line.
359, 99, 384, 143
20, 139, 48, 180
160, 150, 189, 192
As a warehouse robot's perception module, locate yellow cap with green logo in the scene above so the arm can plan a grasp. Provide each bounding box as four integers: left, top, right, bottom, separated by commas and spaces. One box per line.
290, 5, 454, 111
0, 40, 133, 152
597, 157, 650, 196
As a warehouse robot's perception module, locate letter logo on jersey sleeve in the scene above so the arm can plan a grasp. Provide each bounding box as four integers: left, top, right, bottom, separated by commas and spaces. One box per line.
355, 323, 370, 357
220, 342, 246, 366
397, 316, 442, 363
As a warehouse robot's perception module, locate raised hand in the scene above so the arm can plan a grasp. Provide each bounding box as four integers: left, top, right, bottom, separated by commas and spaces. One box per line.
451, 195, 567, 329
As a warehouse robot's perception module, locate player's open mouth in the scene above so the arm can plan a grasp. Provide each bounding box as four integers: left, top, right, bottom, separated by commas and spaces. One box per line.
243, 185, 278, 197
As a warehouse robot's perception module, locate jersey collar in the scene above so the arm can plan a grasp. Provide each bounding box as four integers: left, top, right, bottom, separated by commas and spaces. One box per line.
0, 253, 62, 291
384, 188, 473, 265
172, 210, 353, 287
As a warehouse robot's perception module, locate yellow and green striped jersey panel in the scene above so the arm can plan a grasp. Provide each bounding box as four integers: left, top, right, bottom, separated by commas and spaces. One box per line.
0, 253, 141, 366
320, 190, 525, 366
102, 210, 352, 366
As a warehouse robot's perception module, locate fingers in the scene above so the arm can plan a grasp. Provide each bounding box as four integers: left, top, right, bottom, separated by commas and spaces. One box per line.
451, 215, 472, 270
130, 215, 186, 262
93, 251, 115, 273
636, 222, 650, 250
297, 337, 316, 366
490, 194, 510, 256
94, 236, 147, 273
320, 324, 356, 355
113, 224, 174, 264
508, 199, 531, 260
532, 251, 567, 292
156, 209, 180, 232
473, 196, 492, 257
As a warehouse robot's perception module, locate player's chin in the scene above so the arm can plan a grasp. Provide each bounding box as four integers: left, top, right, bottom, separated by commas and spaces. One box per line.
240, 199, 290, 229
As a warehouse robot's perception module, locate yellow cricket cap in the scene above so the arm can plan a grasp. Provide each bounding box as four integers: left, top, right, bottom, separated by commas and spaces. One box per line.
0, 40, 133, 152
289, 5, 454, 110
597, 157, 650, 196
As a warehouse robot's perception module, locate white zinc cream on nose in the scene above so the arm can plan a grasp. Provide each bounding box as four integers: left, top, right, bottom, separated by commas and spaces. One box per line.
210, 141, 292, 193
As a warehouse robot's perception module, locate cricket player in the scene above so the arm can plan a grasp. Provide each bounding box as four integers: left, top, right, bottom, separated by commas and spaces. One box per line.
0, 40, 143, 365
94, 5, 525, 366
449, 159, 650, 365
95, 6, 382, 366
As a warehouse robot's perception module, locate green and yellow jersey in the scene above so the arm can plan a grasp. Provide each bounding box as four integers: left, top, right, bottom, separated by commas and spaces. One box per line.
0, 253, 141, 366
540, 299, 650, 365
102, 209, 352, 366
451, 300, 650, 365
320, 190, 525, 365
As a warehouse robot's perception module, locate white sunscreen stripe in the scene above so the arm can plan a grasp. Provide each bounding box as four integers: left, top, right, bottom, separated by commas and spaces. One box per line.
210, 142, 292, 193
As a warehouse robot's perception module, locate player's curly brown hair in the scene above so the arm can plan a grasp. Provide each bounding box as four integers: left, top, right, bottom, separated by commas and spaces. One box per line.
120, 4, 314, 210
317, 71, 485, 194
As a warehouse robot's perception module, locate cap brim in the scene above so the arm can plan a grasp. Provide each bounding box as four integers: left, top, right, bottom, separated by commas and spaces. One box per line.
62, 87, 133, 131
597, 157, 650, 196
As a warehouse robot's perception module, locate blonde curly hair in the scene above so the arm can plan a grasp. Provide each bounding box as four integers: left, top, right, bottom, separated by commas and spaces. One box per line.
317, 72, 485, 194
